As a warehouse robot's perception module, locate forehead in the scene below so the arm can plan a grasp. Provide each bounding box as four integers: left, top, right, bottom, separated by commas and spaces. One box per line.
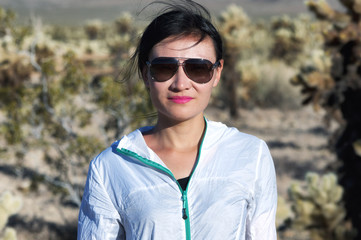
149, 35, 216, 60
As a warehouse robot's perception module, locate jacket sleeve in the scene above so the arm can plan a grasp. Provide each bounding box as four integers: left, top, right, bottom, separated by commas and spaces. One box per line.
246, 140, 277, 240
77, 160, 125, 240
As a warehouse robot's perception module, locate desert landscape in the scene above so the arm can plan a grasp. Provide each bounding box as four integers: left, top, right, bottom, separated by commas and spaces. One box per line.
1, 0, 359, 239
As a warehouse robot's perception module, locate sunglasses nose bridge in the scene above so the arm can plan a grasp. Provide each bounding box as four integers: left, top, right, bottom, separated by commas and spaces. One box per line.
177, 60, 186, 66
176, 60, 186, 70
169, 61, 193, 89
173, 60, 187, 76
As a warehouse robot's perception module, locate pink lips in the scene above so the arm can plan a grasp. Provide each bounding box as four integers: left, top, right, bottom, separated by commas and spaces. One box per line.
168, 96, 193, 104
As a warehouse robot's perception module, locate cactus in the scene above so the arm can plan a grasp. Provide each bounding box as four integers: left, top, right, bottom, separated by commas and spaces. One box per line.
217, 4, 250, 117
0, 191, 22, 240
0, 54, 33, 88
270, 14, 326, 66
0, 7, 15, 37
291, 1, 361, 238
0, 228, 17, 240
114, 12, 134, 35
287, 172, 355, 240
270, 15, 304, 63
84, 19, 105, 40
216, 5, 325, 112
353, 139, 361, 157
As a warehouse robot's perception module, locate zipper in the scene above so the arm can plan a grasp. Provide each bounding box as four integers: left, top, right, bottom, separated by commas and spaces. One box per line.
181, 190, 191, 240
182, 193, 188, 219
118, 148, 193, 239
117, 118, 208, 240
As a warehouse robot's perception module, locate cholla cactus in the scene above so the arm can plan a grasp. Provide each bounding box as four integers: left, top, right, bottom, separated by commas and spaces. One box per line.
288, 172, 355, 240
291, 0, 361, 237
218, 4, 250, 50
270, 15, 305, 63
0, 191, 22, 240
110, 12, 138, 57
305, 0, 339, 20
217, 4, 251, 117
114, 12, 134, 35
0, 54, 33, 88
84, 19, 105, 40
353, 139, 361, 157
0, 228, 17, 240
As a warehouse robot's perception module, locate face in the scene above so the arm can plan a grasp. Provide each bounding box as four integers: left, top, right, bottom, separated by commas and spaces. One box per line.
143, 35, 223, 123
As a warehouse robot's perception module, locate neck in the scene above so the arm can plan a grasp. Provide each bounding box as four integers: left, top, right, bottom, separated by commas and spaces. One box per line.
151, 114, 206, 151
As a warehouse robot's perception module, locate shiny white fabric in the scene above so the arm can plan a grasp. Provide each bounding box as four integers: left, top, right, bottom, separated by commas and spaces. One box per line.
77, 120, 277, 239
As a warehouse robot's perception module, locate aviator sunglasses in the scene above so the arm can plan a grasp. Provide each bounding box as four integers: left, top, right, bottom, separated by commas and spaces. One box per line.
146, 57, 221, 84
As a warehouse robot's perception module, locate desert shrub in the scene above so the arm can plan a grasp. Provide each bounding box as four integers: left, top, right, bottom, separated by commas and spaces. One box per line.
47, 25, 72, 42
92, 75, 155, 138
0, 6, 156, 209
245, 60, 301, 109
60, 51, 89, 93
0, 7, 15, 37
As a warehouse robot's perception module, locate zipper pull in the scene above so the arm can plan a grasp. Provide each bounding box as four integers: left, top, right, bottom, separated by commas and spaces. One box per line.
182, 192, 188, 220
182, 208, 188, 220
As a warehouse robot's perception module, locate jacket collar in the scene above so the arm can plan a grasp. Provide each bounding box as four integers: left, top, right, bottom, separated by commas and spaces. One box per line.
116, 126, 167, 167
115, 119, 229, 164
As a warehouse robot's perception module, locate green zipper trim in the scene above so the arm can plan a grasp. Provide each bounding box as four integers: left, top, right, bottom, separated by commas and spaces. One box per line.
117, 148, 174, 176
117, 118, 208, 240
182, 117, 207, 239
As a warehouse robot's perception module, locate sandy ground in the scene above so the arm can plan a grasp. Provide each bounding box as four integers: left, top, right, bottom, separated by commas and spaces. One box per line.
0, 105, 337, 240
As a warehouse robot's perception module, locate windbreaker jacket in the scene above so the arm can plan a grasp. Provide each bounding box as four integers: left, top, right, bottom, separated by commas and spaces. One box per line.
77, 119, 277, 240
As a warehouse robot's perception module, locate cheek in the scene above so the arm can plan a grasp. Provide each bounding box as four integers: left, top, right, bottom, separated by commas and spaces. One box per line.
198, 85, 214, 100
148, 82, 167, 100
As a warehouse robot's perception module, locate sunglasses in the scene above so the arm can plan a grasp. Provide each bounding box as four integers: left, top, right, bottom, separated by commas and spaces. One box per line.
146, 57, 221, 84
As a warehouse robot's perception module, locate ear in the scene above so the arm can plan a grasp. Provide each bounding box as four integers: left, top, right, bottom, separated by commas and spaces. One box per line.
213, 59, 224, 87
142, 66, 150, 89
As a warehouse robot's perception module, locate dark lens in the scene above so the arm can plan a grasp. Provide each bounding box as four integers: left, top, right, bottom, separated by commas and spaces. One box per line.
184, 59, 213, 83
150, 58, 178, 82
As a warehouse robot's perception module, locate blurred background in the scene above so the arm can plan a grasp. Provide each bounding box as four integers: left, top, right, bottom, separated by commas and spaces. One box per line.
1, 0, 361, 239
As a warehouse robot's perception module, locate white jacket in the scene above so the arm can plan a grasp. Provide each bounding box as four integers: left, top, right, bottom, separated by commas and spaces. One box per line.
77, 119, 277, 240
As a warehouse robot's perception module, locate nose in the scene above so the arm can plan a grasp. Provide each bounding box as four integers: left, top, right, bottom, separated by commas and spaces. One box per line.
169, 64, 192, 91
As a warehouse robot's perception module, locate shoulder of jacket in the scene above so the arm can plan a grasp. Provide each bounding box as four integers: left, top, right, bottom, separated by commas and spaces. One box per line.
206, 119, 262, 144
90, 144, 117, 168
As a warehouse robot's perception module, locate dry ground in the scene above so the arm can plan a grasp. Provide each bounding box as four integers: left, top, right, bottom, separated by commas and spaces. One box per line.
0, 105, 337, 239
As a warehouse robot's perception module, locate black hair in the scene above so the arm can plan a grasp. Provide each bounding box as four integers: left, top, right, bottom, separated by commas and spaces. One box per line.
122, 0, 223, 81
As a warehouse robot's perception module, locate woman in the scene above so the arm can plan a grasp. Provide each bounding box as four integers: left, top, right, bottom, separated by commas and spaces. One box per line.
77, 1, 277, 239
